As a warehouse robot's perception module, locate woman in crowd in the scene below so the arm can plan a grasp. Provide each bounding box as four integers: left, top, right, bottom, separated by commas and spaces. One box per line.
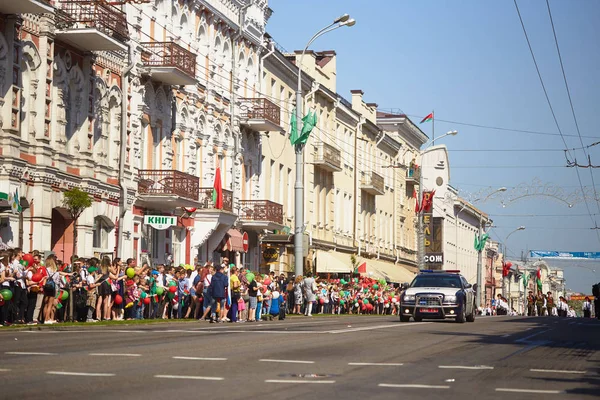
293, 275, 303, 315
97, 257, 112, 321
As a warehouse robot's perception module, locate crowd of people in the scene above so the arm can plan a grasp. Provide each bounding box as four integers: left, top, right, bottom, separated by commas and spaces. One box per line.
0, 249, 406, 326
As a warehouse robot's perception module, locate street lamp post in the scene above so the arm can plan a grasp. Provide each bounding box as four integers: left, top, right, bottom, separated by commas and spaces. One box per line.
417, 130, 458, 270
501, 225, 525, 302
294, 15, 355, 278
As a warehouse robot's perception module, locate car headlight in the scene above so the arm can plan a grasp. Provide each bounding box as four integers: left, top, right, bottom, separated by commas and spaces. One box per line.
444, 295, 457, 303
403, 294, 415, 301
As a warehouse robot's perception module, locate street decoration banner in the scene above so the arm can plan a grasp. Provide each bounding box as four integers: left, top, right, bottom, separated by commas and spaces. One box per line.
529, 250, 600, 259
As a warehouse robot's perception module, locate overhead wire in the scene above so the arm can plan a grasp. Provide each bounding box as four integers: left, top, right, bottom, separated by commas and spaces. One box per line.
545, 0, 600, 218
513, 0, 600, 243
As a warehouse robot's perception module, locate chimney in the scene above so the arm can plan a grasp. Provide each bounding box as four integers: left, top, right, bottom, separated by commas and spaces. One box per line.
350, 89, 363, 111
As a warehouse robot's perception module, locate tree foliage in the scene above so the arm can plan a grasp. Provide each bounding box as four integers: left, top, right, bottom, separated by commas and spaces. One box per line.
63, 187, 92, 220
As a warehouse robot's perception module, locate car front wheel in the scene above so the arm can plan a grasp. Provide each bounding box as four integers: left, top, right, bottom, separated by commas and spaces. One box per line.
466, 305, 475, 322
456, 304, 466, 323
400, 315, 410, 322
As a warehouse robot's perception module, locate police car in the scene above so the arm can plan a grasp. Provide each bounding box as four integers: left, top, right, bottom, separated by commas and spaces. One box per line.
399, 270, 475, 323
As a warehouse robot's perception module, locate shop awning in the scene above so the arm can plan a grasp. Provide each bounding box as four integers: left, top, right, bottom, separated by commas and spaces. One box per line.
315, 250, 353, 273
362, 258, 415, 284
222, 229, 245, 252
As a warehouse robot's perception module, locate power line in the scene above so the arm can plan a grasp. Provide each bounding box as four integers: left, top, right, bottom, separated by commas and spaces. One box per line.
545, 0, 600, 217
400, 114, 600, 140
451, 181, 600, 189
513, 0, 600, 242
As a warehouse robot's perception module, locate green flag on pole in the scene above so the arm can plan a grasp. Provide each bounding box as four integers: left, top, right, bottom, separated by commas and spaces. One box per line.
289, 109, 298, 145
296, 110, 317, 145
522, 270, 529, 289
474, 233, 489, 252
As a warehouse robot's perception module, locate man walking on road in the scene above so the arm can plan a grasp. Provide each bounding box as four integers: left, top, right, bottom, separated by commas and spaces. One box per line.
208, 264, 228, 323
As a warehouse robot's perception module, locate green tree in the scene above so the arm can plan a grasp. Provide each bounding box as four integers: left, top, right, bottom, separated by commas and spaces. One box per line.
63, 187, 92, 260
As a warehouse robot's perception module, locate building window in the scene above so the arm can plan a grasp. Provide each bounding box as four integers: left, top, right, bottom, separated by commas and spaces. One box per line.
93, 216, 111, 249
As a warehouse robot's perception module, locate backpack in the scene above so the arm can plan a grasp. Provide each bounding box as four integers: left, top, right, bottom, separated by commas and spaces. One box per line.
44, 272, 57, 293
193, 274, 202, 292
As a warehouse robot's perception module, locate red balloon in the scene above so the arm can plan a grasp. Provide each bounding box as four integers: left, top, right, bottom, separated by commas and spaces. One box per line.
319, 298, 324, 305
264, 279, 271, 286
169, 285, 177, 293
143, 297, 151, 305
23, 254, 34, 265
32, 273, 43, 283
113, 294, 123, 305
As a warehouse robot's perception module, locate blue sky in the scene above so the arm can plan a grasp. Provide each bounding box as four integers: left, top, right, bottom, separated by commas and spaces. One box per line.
266, 0, 600, 292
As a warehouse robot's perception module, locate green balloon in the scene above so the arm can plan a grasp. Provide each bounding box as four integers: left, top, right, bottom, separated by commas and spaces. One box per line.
169, 280, 177, 287
340, 300, 345, 305
246, 272, 255, 283
0, 289, 13, 301
126, 267, 135, 279
141, 291, 147, 299
167, 292, 175, 300
156, 287, 164, 296
373, 284, 379, 290
340, 279, 347, 285
363, 299, 369, 305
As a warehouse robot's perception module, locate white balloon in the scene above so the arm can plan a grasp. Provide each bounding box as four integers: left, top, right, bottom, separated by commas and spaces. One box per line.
272, 291, 280, 299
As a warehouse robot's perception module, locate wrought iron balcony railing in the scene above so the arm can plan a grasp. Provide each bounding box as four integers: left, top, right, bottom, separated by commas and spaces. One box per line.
199, 187, 233, 212
361, 171, 385, 195
58, 0, 128, 42
141, 41, 197, 80
240, 98, 281, 129
239, 200, 283, 225
138, 170, 199, 201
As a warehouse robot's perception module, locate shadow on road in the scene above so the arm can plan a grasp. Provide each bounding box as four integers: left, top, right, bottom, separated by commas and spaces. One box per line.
428, 316, 600, 396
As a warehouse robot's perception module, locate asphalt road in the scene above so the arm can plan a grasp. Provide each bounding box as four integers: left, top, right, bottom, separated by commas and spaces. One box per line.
0, 315, 599, 399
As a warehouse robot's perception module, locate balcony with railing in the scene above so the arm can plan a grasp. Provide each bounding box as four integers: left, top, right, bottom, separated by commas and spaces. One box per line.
406, 166, 420, 185
141, 41, 197, 86
198, 187, 233, 213
239, 200, 284, 230
361, 171, 385, 195
55, 0, 128, 51
314, 141, 342, 172
0, 0, 53, 14
240, 98, 282, 132
137, 170, 200, 210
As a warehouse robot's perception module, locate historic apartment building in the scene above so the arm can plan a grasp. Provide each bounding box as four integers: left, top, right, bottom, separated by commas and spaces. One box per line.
1, 0, 422, 283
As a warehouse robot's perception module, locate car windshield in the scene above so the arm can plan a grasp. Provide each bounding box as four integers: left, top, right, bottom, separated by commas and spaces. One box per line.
411, 275, 463, 288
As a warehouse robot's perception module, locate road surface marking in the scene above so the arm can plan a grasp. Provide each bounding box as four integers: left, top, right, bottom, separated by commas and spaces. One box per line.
515, 329, 550, 343
265, 380, 335, 384
438, 365, 494, 370
173, 356, 227, 361
5, 352, 56, 356
496, 388, 562, 394
349, 362, 404, 366
259, 359, 314, 364
89, 353, 141, 357
328, 322, 431, 334
155, 375, 224, 381
47, 371, 115, 377
379, 384, 450, 389
530, 369, 586, 374
501, 334, 512, 337
0, 368, 10, 372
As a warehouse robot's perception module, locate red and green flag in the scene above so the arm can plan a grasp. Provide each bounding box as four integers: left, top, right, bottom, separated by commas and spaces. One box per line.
420, 112, 433, 124
212, 167, 223, 209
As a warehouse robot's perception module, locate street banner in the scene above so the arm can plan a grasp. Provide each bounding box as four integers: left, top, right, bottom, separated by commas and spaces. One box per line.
529, 250, 600, 259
